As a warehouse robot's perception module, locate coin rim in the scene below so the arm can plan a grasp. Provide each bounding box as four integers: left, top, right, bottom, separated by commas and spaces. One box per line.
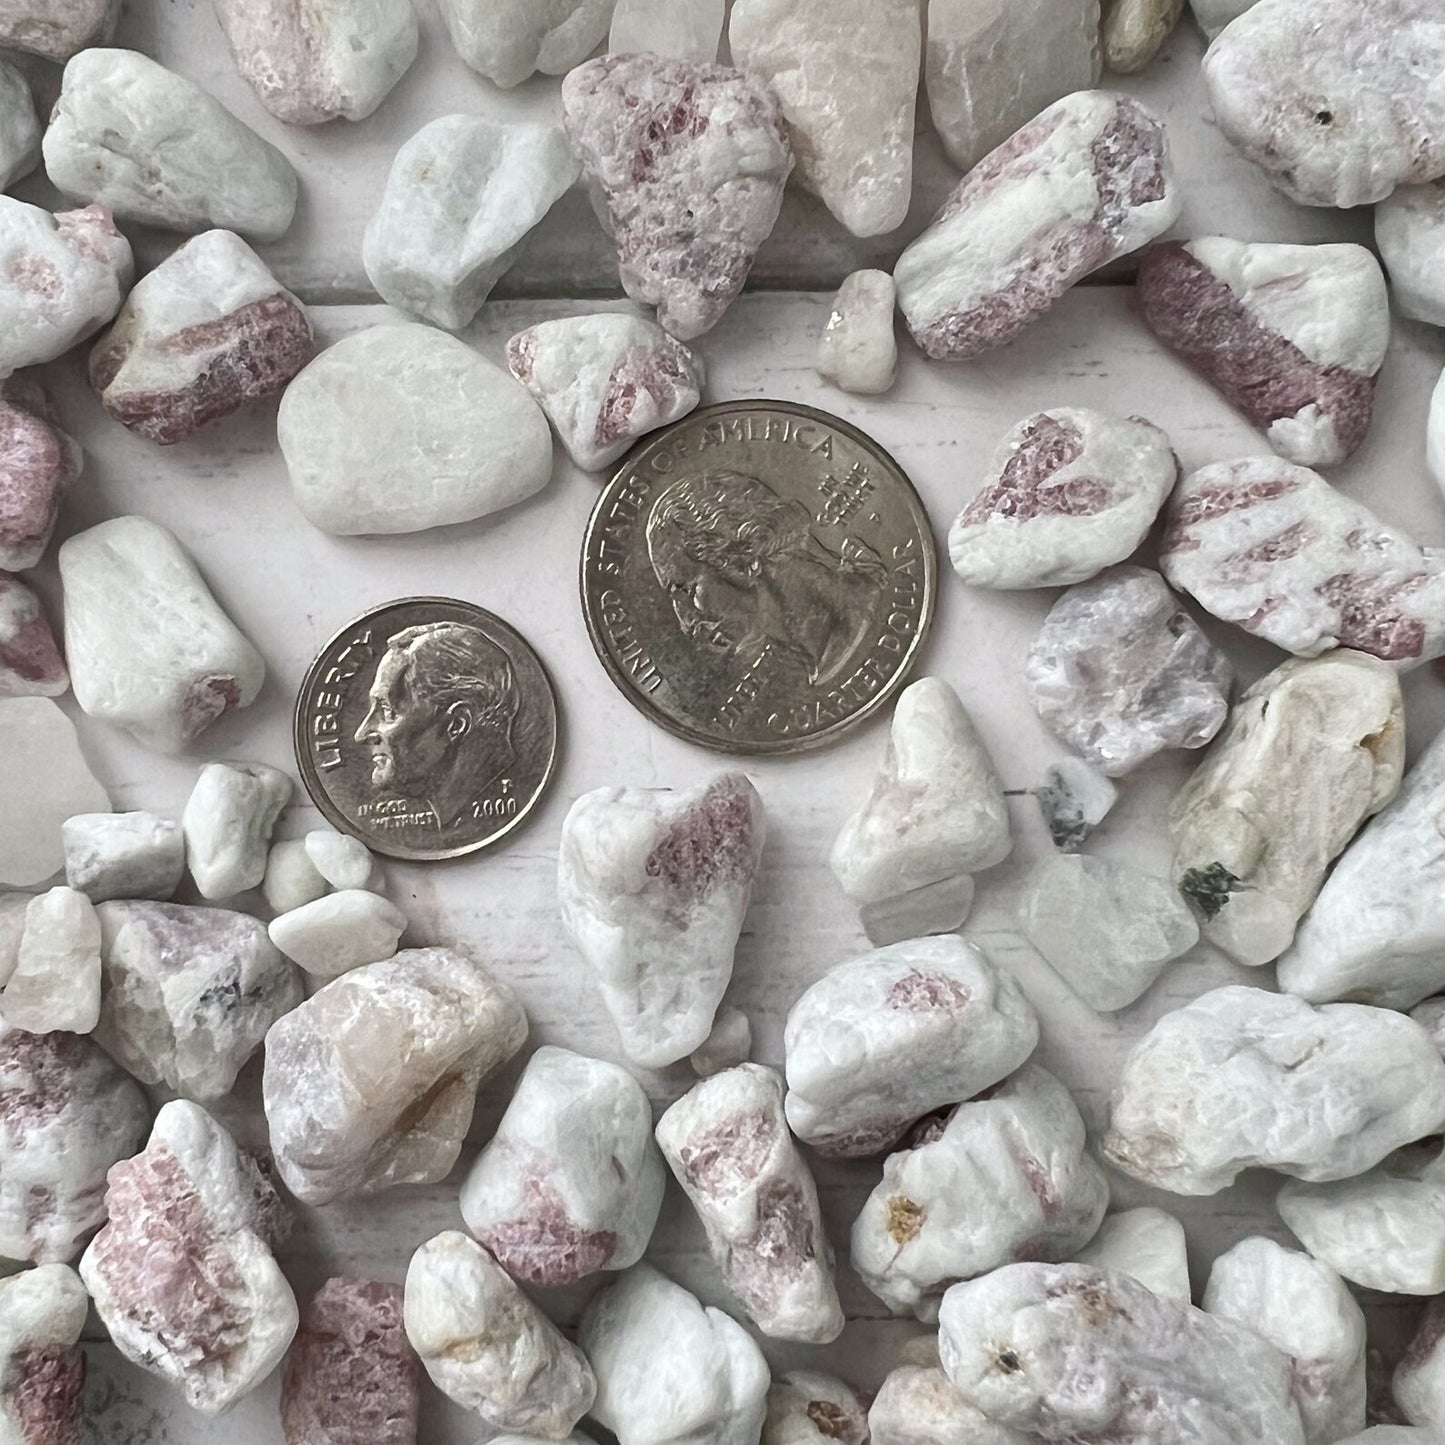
579, 398, 939, 756
292, 596, 560, 862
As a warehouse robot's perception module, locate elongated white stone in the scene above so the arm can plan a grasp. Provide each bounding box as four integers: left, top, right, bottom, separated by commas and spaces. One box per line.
507, 311, 704, 471
1034, 757, 1117, 851
816, 270, 898, 396
657, 1064, 843, 1343
1102, 0, 1184, 72
1104, 985, 1445, 1195
96, 900, 303, 1101
364, 117, 578, 332
63, 811, 183, 903
1378, 182, 1445, 328
763, 1372, 869, 1445
0, 1263, 88, 1445
1074, 1207, 1190, 1302
278, 323, 554, 536
1395, 1298, 1445, 1433
938, 1262, 1306, 1444
581, 1264, 771, 1445
1169, 651, 1403, 966
0, 0, 119, 60
1204, 1236, 1367, 1444
691, 1006, 751, 1077
303, 830, 373, 891
0, 573, 67, 699
438, 0, 616, 87
830, 677, 1009, 946
213, 0, 418, 125
560, 773, 764, 1069
268, 890, 406, 980
1, 887, 100, 1034
263, 838, 329, 915
729, 0, 920, 238
404, 1231, 596, 1436
183, 760, 292, 900
0, 60, 38, 192
869, 1362, 1033, 1445
610, 0, 722, 62
60, 515, 266, 754
44, 49, 298, 240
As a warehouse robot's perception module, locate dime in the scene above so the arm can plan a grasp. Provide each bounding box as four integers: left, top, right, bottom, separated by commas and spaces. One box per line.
580, 400, 937, 754
294, 598, 558, 861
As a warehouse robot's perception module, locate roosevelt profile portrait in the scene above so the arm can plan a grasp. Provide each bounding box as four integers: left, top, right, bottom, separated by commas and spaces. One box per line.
645, 470, 886, 685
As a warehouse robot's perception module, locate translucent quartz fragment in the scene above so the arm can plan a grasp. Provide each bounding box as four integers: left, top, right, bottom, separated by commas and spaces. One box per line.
0, 60, 39, 192
303, 831, 373, 891
263, 838, 329, 914
438, 0, 616, 88
1394, 1297, 1445, 1433
63, 811, 184, 903
816, 270, 898, 396
1074, 1207, 1190, 1301
0, 384, 81, 573
269, 891, 405, 980
0, 1264, 87, 1445
610, 0, 723, 62
1102, 0, 1184, 73
762, 1371, 869, 1445
1034, 757, 1116, 851
183, 760, 293, 899
869, 1362, 1033, 1445
1, 887, 101, 1034
690, 1006, 752, 1077
0, 573, 67, 698
1377, 182, 1445, 328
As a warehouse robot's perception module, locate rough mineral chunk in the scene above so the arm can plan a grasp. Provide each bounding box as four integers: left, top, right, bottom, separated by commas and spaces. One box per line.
1102, 0, 1184, 72
63, 811, 183, 903
895, 91, 1180, 361
506, 311, 704, 471
1377, 182, 1445, 328
657, 1064, 843, 1343
264, 838, 329, 914
1394, 1297, 1445, 1433
1034, 758, 1117, 851
278, 323, 554, 536
183, 760, 292, 900
610, 0, 723, 62
438, 0, 616, 87
559, 773, 764, 1068
1138, 240, 1388, 467
404, 1231, 595, 1437
60, 515, 266, 753
0, 0, 118, 60
1026, 566, 1231, 775
1204, 1236, 1367, 1444
785, 935, 1038, 1158
1104, 985, 1445, 1195
0, 574, 67, 698
214, 0, 418, 126
0, 1263, 87, 1445
1169, 652, 1403, 964
0, 699, 109, 888
1277, 1144, 1445, 1295
562, 55, 793, 340
1, 888, 101, 1035
1202, 0, 1445, 208
1074, 1207, 1191, 1302
1019, 853, 1199, 1011
0, 1025, 149, 1263
0, 60, 38, 192
581, 1264, 771, 1445
303, 831, 373, 891
938, 1262, 1306, 1444
363, 117, 578, 332
691, 1007, 752, 1077
0, 200, 132, 378
264, 947, 527, 1204
79, 1099, 297, 1416
926, 0, 1101, 172
90, 229, 314, 445
460, 1045, 664, 1286
871, 1363, 1033, 1445
816, 270, 898, 396
280, 1278, 419, 1445
763, 1371, 869, 1445
853, 1065, 1107, 1321
0, 385, 81, 574
729, 0, 920, 238
95, 900, 303, 1101
268, 891, 406, 980
829, 678, 1010, 945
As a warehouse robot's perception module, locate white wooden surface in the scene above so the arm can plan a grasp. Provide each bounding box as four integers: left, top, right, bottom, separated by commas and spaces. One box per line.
20, 287, 1445, 1442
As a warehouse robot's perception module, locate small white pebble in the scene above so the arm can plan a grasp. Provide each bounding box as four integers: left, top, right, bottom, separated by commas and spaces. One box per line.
815, 270, 897, 395
303, 830, 374, 892
1, 887, 101, 1033
62, 811, 184, 904
262, 838, 329, 915
183, 761, 292, 900
268, 891, 406, 980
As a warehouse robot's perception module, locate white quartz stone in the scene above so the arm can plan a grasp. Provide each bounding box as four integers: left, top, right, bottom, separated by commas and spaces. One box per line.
1, 886, 100, 1034
0, 0, 120, 61
690, 1005, 752, 1077
1278, 1143, 1445, 1296
830, 677, 1009, 946
1395, 1298, 1445, 1433
1170, 652, 1404, 966
1034, 757, 1118, 851
0, 199, 132, 378
610, 0, 723, 61
763, 1371, 869, 1445
729, 0, 920, 238
268, 890, 406, 980
213, 0, 419, 125
1204, 1236, 1367, 1444
785, 934, 1038, 1158
63, 811, 184, 903
262, 838, 330, 915
938, 1262, 1306, 1444
278, 323, 554, 536
926, 0, 1102, 172
816, 269, 898, 396
581, 1263, 771, 1445
1102, 0, 1184, 72
438, 0, 616, 87
1019, 853, 1199, 1011
60, 515, 266, 754
95, 899, 303, 1101
0, 698, 109, 888
559, 773, 765, 1069
657, 1064, 843, 1343
1104, 986, 1445, 1195
302, 830, 374, 892
404, 1230, 596, 1436
0, 60, 38, 192
869, 1363, 1033, 1445
460, 1045, 664, 1285
1190, 0, 1257, 36
44, 49, 298, 240
363, 116, 578, 332
0, 1264, 87, 1445
1378, 182, 1445, 328
183, 760, 292, 900
1074, 1207, 1191, 1302
853, 1064, 1108, 1321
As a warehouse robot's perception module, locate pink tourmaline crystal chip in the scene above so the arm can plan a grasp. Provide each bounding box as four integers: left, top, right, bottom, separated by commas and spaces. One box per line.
0, 573, 67, 698
0, 386, 80, 573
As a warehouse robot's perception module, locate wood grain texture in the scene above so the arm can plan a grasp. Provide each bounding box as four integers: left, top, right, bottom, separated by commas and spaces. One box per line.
17, 288, 1443, 1439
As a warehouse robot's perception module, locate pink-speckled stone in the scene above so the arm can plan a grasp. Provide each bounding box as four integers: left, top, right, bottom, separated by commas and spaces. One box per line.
562, 55, 793, 340
0, 386, 80, 574
1160, 457, 1445, 666
1139, 239, 1388, 467
0, 0, 118, 61
0, 574, 66, 698
0, 1265, 88, 1445
281, 1279, 419, 1445
894, 90, 1180, 361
